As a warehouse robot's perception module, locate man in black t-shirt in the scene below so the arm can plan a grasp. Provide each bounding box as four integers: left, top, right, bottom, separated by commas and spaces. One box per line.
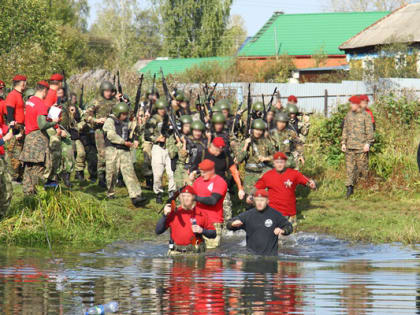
227, 189, 293, 256
190, 137, 245, 223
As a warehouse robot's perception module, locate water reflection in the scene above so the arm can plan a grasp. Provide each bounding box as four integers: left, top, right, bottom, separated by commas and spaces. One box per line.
0, 234, 419, 314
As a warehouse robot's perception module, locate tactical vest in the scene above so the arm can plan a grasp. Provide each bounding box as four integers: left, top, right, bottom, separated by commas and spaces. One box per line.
105, 116, 130, 150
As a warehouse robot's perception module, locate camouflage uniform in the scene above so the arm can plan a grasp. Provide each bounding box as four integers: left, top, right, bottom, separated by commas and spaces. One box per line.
85, 96, 118, 175
19, 130, 49, 195
289, 117, 310, 143
6, 126, 25, 181
144, 113, 176, 195
0, 156, 13, 216
270, 128, 304, 169
44, 128, 61, 182
237, 136, 275, 195
103, 114, 142, 198
167, 134, 190, 189
342, 110, 374, 186
58, 103, 75, 175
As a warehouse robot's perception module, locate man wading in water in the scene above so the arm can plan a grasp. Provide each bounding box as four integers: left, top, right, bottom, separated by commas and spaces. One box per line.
227, 189, 293, 256
155, 185, 216, 255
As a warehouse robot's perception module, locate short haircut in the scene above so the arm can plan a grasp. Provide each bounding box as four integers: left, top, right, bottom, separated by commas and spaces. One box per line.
49, 80, 61, 86
36, 84, 49, 92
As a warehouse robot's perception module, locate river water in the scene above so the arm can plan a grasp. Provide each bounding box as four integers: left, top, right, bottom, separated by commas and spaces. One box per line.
0, 232, 419, 314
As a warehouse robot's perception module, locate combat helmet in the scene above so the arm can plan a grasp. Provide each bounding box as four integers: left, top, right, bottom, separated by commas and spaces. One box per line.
113, 102, 129, 118
216, 100, 230, 113
251, 118, 267, 130
211, 104, 222, 113
24, 88, 35, 101
287, 103, 299, 115
253, 102, 265, 113
211, 112, 226, 124
180, 115, 193, 125
175, 91, 185, 102
100, 81, 115, 97
155, 99, 168, 110
275, 112, 289, 123
191, 120, 205, 131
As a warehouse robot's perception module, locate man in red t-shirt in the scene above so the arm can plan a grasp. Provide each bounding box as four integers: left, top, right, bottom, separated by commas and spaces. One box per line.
5, 75, 27, 182
44, 73, 63, 108
155, 185, 216, 255
360, 94, 375, 131
20, 81, 59, 195
193, 159, 227, 249
254, 152, 316, 231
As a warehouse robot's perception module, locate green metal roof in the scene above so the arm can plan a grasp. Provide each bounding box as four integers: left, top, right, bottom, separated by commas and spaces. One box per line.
139, 56, 233, 76
239, 11, 390, 57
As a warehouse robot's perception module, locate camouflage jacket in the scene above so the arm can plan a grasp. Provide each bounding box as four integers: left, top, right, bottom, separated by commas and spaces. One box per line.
85, 96, 118, 127
167, 134, 188, 163
270, 128, 303, 156
288, 117, 310, 138
342, 110, 374, 151
144, 114, 164, 144
237, 136, 275, 172
103, 114, 140, 147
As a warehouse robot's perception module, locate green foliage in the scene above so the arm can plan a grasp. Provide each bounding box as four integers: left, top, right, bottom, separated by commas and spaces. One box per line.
375, 94, 420, 126
177, 59, 237, 83
160, 0, 233, 57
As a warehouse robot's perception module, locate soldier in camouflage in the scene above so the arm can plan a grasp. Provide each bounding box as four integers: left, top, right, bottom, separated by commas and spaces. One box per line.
272, 93, 286, 115
0, 129, 13, 217
167, 115, 193, 188
103, 102, 146, 207
175, 92, 192, 118
236, 118, 276, 196
341, 96, 374, 198
286, 102, 310, 143
144, 99, 176, 204
85, 81, 120, 188
270, 112, 304, 169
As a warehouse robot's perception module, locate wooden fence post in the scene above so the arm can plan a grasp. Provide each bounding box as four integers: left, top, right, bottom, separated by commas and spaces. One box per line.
324, 89, 328, 117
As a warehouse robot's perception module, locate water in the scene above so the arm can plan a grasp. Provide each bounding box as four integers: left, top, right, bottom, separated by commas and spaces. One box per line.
0, 232, 419, 314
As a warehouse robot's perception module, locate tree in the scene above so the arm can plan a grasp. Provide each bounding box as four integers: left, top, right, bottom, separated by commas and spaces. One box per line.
159, 0, 233, 58
218, 15, 248, 56
90, 0, 163, 68
326, 0, 410, 11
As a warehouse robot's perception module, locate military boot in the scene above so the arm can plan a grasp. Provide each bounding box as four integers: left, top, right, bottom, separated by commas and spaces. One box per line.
131, 195, 147, 207
346, 186, 354, 199
75, 171, 84, 182
145, 176, 153, 190
98, 172, 107, 188
156, 193, 163, 204
61, 172, 72, 188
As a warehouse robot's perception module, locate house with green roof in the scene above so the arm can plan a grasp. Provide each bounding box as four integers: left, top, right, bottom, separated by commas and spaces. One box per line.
238, 11, 389, 69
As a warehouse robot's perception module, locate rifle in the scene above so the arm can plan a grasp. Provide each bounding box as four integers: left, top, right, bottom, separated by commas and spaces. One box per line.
62, 70, 69, 101
129, 74, 144, 140
79, 84, 84, 110
262, 94, 266, 120
230, 102, 243, 135
196, 94, 206, 123
116, 70, 131, 106
113, 74, 116, 87
205, 83, 217, 115
158, 186, 186, 214
265, 87, 278, 119
246, 83, 252, 137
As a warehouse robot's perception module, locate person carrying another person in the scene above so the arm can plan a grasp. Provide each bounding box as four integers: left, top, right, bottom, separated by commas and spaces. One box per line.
227, 189, 293, 256
192, 159, 227, 249
253, 152, 316, 231
155, 185, 216, 255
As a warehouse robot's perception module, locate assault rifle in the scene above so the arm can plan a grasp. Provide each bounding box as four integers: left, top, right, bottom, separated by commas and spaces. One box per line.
230, 102, 244, 135
246, 83, 252, 137
265, 87, 278, 116
158, 186, 186, 214
129, 74, 144, 140
79, 84, 84, 110
147, 73, 156, 115
116, 70, 131, 106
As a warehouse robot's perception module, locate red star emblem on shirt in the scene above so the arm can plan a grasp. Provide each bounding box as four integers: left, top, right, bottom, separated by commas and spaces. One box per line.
284, 179, 293, 188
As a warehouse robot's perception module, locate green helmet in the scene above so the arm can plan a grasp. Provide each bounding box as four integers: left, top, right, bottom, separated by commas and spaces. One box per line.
155, 99, 168, 110
287, 103, 299, 114
191, 120, 205, 131
216, 100, 230, 112
251, 118, 267, 130
175, 92, 185, 102
253, 102, 265, 112
212, 112, 226, 124
100, 81, 115, 93
212, 104, 222, 113
24, 88, 35, 100
113, 102, 129, 118
180, 115, 193, 125
275, 112, 289, 123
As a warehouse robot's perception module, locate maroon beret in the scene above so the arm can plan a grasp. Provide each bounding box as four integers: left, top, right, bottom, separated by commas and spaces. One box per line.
288, 95, 298, 103
212, 137, 226, 148
50, 73, 64, 81
349, 95, 361, 105
254, 189, 268, 198
199, 159, 215, 171
13, 75, 27, 82
181, 185, 196, 195
273, 152, 288, 161
37, 80, 50, 89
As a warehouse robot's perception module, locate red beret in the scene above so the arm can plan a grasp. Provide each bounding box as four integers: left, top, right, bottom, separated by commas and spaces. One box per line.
37, 80, 50, 89
0, 80, 5, 88
181, 185, 196, 195
199, 159, 215, 171
359, 94, 369, 102
349, 95, 361, 105
288, 95, 298, 103
273, 152, 288, 161
50, 73, 64, 81
212, 137, 226, 148
13, 75, 27, 82
254, 189, 268, 198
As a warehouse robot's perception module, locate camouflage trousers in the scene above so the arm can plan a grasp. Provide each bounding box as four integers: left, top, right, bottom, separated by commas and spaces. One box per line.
203, 223, 222, 249
105, 147, 142, 198
0, 157, 13, 217
223, 192, 232, 222
243, 170, 265, 195
174, 164, 190, 189
45, 129, 61, 181
74, 140, 97, 178
151, 144, 176, 194
141, 140, 153, 177
59, 137, 75, 174
95, 129, 106, 174
22, 162, 45, 195
345, 150, 368, 186
6, 134, 24, 181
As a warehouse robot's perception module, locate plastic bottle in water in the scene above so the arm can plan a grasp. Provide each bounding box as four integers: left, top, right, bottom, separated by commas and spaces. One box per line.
85, 301, 119, 314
